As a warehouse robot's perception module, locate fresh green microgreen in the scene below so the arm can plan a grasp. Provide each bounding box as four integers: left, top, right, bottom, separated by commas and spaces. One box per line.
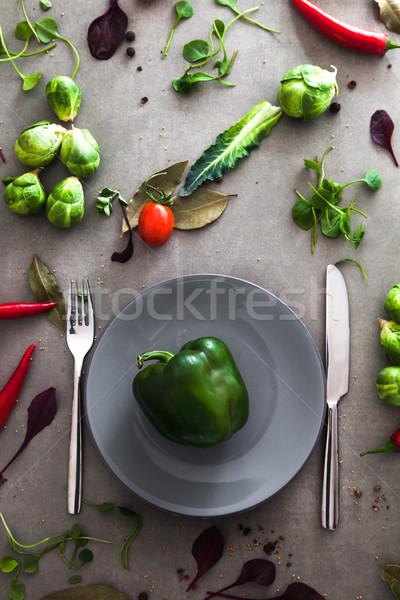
34, 18, 80, 78
292, 147, 381, 253
62, 486, 142, 570
96, 188, 128, 216
68, 575, 82, 585
172, 7, 257, 93
335, 259, 369, 281
0, 512, 111, 600
40, 0, 53, 10
163, 1, 193, 58
116, 506, 142, 570
215, 0, 280, 33
0, 26, 41, 90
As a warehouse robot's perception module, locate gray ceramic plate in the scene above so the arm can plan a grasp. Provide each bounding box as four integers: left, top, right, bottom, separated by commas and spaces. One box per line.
85, 274, 326, 517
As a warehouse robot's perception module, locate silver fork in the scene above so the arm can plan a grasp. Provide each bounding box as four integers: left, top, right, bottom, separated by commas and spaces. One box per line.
66, 279, 95, 514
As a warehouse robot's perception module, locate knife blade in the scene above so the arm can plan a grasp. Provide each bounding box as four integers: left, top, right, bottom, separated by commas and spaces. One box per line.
321, 264, 350, 530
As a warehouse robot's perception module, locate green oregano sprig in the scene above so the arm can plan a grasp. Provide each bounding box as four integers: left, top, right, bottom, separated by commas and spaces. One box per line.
292, 146, 382, 253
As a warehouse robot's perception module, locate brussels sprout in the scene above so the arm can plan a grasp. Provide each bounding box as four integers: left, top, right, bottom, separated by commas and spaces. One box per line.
377, 366, 400, 406
384, 283, 400, 323
15, 120, 66, 167
60, 126, 100, 178
2, 168, 46, 215
379, 318, 400, 365
46, 176, 84, 228
278, 64, 338, 121
46, 76, 82, 122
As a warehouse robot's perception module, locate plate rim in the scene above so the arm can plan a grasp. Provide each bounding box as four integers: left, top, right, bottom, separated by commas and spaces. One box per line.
84, 272, 326, 517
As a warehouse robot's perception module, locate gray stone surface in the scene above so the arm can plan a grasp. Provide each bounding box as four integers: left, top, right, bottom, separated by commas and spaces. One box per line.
1, 0, 400, 598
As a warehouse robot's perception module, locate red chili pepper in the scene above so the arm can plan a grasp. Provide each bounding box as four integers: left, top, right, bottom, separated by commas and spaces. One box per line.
0, 302, 57, 320
0, 345, 36, 429
361, 427, 400, 455
291, 0, 400, 55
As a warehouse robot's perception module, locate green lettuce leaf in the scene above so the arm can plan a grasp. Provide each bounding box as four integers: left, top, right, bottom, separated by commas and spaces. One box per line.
179, 100, 282, 197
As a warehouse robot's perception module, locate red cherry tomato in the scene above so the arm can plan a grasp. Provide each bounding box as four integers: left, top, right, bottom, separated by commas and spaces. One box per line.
138, 202, 174, 246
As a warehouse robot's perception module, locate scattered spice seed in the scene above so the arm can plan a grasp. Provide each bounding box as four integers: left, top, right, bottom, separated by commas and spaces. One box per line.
137, 66, 143, 71
138, 593, 148, 600
140, 96, 148, 106
127, 47, 136, 57
126, 30, 136, 42
348, 80, 357, 89
330, 101, 341, 113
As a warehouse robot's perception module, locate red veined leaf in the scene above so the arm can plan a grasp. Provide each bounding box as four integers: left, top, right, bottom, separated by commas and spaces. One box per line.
87, 0, 128, 60
0, 387, 57, 478
204, 559, 276, 599
186, 525, 225, 591
370, 109, 399, 166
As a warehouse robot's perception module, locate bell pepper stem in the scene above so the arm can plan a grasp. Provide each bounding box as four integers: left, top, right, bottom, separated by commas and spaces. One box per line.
137, 351, 175, 369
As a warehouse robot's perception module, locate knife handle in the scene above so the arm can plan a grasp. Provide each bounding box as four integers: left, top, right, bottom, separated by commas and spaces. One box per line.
321, 403, 338, 530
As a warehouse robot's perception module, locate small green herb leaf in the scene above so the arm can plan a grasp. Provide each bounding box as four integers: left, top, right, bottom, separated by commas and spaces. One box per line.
163, 1, 193, 58
22, 71, 41, 91
23, 555, 39, 574
292, 197, 314, 230
304, 158, 320, 173
183, 39, 210, 62
9, 580, 26, 600
0, 556, 20, 573
362, 169, 382, 191
320, 209, 341, 238
34, 18, 58, 43
15, 21, 33, 41
78, 549, 93, 566
67, 525, 81, 540
67, 576, 81, 585
40, 0, 53, 11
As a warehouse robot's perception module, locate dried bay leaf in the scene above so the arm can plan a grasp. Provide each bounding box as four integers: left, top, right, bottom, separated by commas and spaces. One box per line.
28, 254, 66, 331
375, 0, 400, 34
122, 160, 189, 235
381, 565, 400, 598
171, 188, 232, 229
41, 585, 133, 600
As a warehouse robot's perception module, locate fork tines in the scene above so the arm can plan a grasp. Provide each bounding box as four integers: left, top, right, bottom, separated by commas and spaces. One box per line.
67, 279, 93, 333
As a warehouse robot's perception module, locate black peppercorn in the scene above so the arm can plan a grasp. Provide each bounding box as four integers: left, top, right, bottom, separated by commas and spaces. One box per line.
126, 31, 136, 42
330, 102, 341, 113
127, 47, 136, 58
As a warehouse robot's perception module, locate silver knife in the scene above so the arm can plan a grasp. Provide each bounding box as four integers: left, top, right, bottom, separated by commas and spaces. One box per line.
321, 264, 350, 530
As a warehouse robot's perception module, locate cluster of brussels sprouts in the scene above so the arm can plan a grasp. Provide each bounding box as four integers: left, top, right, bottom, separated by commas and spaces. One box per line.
377, 284, 400, 407
2, 76, 100, 228
278, 64, 338, 122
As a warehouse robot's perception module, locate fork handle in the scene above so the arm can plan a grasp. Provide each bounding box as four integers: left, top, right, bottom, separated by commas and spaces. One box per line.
321, 403, 339, 530
68, 361, 83, 514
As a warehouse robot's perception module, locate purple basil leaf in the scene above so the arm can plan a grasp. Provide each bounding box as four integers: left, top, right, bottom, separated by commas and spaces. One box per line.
186, 525, 225, 591
205, 581, 325, 600
370, 109, 399, 166
0, 387, 57, 477
204, 559, 276, 599
87, 0, 128, 60
111, 202, 134, 263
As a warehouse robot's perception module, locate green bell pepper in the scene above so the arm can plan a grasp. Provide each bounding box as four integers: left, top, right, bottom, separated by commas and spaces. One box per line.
133, 337, 249, 448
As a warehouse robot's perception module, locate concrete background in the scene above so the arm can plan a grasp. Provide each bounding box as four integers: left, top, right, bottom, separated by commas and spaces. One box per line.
1, 0, 400, 598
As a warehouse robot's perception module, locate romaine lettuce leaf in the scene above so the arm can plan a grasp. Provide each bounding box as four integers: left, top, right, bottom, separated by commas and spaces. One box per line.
180, 100, 282, 197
